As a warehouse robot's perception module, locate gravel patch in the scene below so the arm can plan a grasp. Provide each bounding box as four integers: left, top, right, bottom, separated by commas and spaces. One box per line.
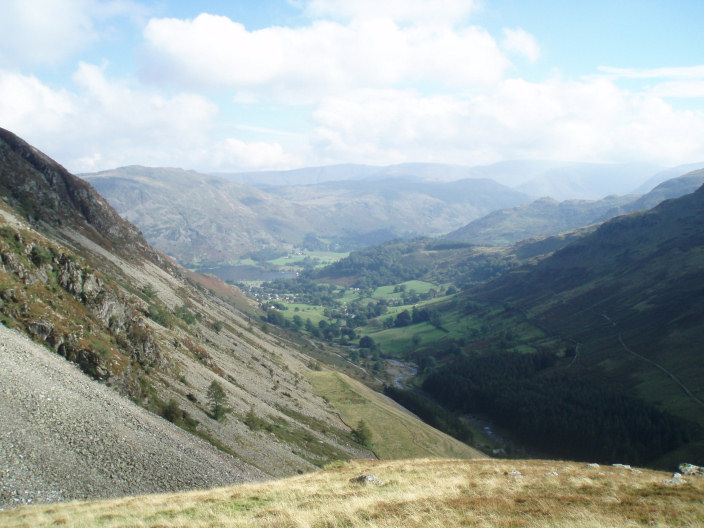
0, 324, 266, 510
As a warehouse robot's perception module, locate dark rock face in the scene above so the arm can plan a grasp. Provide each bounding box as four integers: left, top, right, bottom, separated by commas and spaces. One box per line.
0, 127, 154, 260
25, 320, 54, 341
58, 340, 110, 380
127, 324, 162, 367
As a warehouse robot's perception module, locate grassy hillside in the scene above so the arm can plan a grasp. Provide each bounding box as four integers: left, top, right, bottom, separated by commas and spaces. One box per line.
306, 370, 484, 460
419, 185, 704, 467
444, 194, 635, 246
470, 185, 704, 426
0, 127, 385, 508
4, 458, 703, 527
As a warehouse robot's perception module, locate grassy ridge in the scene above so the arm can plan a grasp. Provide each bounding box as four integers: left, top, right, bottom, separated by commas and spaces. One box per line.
5, 458, 703, 527
306, 370, 484, 460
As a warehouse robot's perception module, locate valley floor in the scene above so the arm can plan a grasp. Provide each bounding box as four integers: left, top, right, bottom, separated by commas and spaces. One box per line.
3, 458, 703, 527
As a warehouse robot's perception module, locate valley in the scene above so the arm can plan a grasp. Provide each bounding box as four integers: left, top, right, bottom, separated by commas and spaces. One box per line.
0, 128, 485, 511
1, 126, 703, 523
5, 1, 704, 525
223, 173, 704, 469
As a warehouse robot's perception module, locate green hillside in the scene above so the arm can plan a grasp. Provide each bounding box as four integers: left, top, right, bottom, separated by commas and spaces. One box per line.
254, 184, 704, 467
444, 170, 704, 247
307, 370, 484, 460
424, 185, 704, 466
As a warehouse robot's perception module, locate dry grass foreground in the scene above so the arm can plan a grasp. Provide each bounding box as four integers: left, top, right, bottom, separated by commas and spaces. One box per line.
3, 458, 704, 527
306, 370, 484, 459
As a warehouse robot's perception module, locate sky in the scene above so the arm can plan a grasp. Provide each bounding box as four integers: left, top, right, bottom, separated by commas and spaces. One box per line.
1, 0, 703, 174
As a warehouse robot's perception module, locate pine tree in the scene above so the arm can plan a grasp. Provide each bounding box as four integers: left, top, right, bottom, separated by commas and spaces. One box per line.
207, 380, 229, 421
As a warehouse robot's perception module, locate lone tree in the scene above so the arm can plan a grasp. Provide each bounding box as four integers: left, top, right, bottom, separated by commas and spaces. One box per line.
207, 380, 229, 421
352, 419, 373, 447
359, 335, 376, 350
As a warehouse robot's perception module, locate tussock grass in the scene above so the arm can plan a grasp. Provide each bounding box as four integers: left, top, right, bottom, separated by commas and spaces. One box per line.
4, 458, 703, 527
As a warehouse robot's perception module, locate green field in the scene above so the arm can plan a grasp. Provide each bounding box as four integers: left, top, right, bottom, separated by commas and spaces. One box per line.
268, 250, 349, 268
373, 280, 438, 299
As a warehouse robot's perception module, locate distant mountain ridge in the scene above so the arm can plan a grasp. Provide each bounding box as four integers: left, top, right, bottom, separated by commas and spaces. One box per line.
84, 166, 530, 266
217, 160, 663, 200
445, 170, 704, 246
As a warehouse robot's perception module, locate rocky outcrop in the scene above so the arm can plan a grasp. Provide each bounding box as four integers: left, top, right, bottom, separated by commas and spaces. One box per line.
680, 463, 704, 476
126, 323, 162, 367
0, 127, 156, 261
25, 320, 54, 341
57, 340, 110, 380
350, 474, 384, 486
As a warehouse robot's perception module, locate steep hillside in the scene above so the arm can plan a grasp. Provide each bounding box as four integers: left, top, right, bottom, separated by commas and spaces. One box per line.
4, 458, 703, 527
474, 183, 704, 403
0, 128, 376, 507
444, 194, 635, 246
0, 324, 264, 506
445, 170, 704, 246
427, 184, 704, 465
307, 371, 484, 460
0, 128, 487, 509
84, 166, 530, 266
0, 129, 152, 260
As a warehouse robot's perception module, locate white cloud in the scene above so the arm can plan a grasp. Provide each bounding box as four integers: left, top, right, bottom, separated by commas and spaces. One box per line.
0, 0, 96, 66
501, 28, 540, 62
140, 12, 509, 102
311, 89, 472, 164
309, 79, 704, 167
0, 0, 146, 67
0, 64, 297, 173
597, 65, 704, 80
596, 65, 704, 99
648, 81, 704, 98
0, 71, 76, 134
304, 0, 479, 25
211, 138, 302, 170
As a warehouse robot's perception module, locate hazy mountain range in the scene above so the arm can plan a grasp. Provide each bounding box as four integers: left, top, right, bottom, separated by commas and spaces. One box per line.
84, 166, 529, 266
83, 161, 703, 269
445, 169, 704, 246
217, 160, 667, 200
